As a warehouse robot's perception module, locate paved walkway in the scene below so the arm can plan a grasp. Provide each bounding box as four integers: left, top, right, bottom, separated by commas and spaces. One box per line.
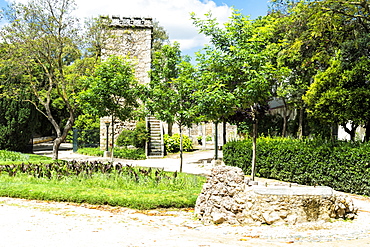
33, 142, 222, 176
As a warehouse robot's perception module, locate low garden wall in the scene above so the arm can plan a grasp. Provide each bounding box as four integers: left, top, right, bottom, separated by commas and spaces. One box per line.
195, 165, 357, 225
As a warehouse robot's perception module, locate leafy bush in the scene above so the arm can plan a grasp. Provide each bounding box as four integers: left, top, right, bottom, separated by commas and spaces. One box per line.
67, 114, 100, 147
164, 134, 193, 153
114, 148, 146, 160
77, 147, 146, 160
116, 121, 149, 149
223, 137, 370, 196
116, 129, 134, 147
0, 150, 29, 162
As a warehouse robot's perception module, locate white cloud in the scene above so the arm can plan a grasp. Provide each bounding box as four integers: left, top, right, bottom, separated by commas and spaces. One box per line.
6, 0, 232, 53
74, 0, 232, 52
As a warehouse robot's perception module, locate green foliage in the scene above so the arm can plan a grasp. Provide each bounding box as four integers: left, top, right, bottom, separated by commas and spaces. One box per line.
0, 97, 36, 152
66, 114, 100, 147
79, 55, 142, 122
147, 43, 198, 128
116, 121, 149, 149
77, 147, 146, 160
0, 161, 205, 209
164, 134, 193, 153
224, 137, 370, 195
0, 150, 29, 162
0, 0, 90, 159
116, 130, 135, 147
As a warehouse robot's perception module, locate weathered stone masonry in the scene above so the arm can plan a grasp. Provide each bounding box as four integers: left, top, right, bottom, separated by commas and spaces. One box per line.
195, 165, 358, 225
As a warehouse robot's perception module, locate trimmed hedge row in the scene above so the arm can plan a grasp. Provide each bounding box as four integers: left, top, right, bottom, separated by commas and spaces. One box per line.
223, 137, 370, 196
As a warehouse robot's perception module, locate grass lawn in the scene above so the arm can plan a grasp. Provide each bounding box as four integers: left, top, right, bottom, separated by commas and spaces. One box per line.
0, 150, 205, 209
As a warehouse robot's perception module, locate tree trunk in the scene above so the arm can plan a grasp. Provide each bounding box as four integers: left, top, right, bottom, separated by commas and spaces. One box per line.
364, 121, 370, 142
179, 125, 183, 173
251, 119, 257, 181
168, 122, 173, 136
342, 122, 358, 141
282, 99, 288, 137
52, 137, 62, 160
214, 122, 218, 160
297, 107, 304, 139
111, 115, 115, 161
51, 114, 74, 160
222, 120, 227, 148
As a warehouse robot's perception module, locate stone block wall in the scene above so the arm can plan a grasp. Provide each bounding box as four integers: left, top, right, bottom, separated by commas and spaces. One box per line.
102, 16, 152, 85
195, 165, 358, 225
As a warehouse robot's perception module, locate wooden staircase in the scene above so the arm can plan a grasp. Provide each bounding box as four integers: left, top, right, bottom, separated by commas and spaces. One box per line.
146, 117, 165, 158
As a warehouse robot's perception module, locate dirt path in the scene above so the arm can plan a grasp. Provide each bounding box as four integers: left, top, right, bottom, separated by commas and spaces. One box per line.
1, 195, 370, 247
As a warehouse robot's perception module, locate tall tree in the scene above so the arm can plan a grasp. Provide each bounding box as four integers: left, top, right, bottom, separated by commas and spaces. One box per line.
192, 11, 281, 180
146, 43, 198, 172
79, 55, 142, 150
0, 0, 86, 159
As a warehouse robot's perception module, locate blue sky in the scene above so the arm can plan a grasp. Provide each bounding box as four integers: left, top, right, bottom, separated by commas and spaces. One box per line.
0, 0, 270, 55
213, 0, 269, 19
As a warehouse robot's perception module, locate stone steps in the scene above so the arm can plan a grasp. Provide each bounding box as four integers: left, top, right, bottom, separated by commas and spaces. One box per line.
146, 117, 164, 158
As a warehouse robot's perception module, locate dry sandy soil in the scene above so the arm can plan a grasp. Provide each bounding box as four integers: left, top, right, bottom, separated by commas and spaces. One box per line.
1, 194, 370, 247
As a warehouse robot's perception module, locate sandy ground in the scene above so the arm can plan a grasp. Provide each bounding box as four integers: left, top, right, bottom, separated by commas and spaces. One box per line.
2, 146, 370, 246
1, 195, 370, 247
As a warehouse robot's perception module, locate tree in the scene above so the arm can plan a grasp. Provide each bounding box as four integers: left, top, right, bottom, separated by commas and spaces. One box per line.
0, 95, 37, 152
152, 20, 170, 56
0, 0, 86, 159
274, 0, 370, 140
79, 55, 142, 155
192, 11, 281, 180
146, 43, 198, 172
195, 47, 238, 158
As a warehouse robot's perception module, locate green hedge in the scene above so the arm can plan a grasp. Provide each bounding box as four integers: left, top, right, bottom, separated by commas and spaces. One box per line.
223, 137, 370, 196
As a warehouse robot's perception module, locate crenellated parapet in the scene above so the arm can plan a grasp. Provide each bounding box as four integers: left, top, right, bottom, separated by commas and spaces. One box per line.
109, 16, 153, 28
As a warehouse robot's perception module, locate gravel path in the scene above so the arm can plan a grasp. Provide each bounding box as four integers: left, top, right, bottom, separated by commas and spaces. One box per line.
1, 194, 370, 247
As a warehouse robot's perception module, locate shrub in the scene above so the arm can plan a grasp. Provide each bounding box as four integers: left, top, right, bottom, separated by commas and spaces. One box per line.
114, 147, 146, 160
67, 114, 100, 147
116, 129, 135, 147
116, 121, 149, 149
77, 147, 146, 160
0, 150, 29, 162
164, 134, 193, 153
223, 137, 370, 196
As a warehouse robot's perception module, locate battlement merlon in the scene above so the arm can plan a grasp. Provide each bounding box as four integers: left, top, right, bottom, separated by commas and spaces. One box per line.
103, 16, 153, 28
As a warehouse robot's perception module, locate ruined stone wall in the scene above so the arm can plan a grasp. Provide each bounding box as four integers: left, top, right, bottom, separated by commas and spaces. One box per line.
195, 165, 358, 226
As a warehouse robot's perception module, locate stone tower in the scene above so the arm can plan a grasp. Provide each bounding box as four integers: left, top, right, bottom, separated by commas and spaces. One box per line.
99, 16, 153, 151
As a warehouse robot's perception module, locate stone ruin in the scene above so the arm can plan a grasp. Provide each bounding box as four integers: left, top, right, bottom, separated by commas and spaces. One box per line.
195, 165, 358, 225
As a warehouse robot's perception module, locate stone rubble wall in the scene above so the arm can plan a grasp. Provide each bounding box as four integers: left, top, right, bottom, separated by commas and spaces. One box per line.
195, 165, 358, 225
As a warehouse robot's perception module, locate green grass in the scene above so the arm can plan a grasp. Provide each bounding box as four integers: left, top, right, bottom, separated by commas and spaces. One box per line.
0, 171, 205, 209
78, 147, 146, 160
0, 149, 205, 209
0, 151, 52, 165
